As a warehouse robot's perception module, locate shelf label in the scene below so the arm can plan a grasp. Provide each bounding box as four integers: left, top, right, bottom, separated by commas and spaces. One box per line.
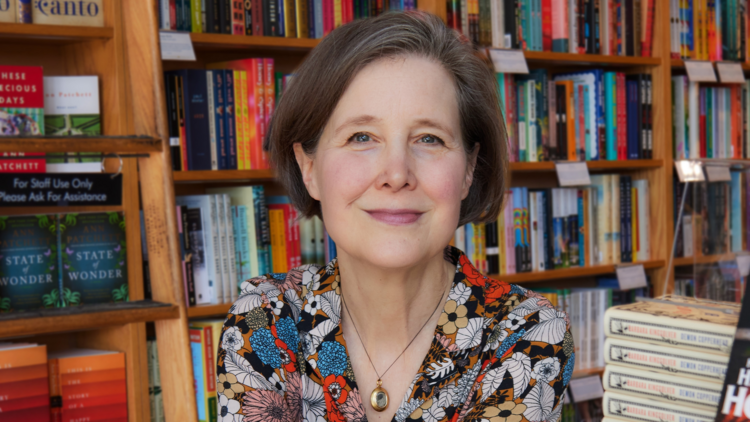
685, 60, 718, 82
569, 375, 604, 403
555, 162, 591, 186
616, 264, 648, 290
0, 173, 122, 207
704, 164, 732, 182
487, 49, 529, 74
160, 31, 196, 61
737, 253, 750, 277
674, 160, 706, 182
716, 62, 746, 84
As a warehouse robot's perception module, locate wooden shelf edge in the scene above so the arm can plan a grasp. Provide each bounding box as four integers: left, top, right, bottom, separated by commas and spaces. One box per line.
673, 253, 740, 266
523, 51, 661, 66
494, 259, 665, 284
173, 169, 276, 183
189, 32, 320, 51
572, 367, 604, 379
0, 136, 162, 153
187, 303, 233, 318
0, 302, 179, 339
509, 159, 663, 172
673, 59, 750, 71
0, 23, 114, 41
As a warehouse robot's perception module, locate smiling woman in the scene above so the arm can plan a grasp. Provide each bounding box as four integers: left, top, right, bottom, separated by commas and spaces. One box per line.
216, 11, 574, 422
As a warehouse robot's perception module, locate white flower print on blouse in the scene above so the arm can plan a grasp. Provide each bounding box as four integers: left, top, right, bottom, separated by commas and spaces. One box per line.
531, 357, 561, 383
221, 326, 244, 352
218, 394, 242, 422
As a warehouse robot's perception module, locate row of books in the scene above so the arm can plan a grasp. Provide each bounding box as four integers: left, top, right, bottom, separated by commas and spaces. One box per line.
158, 187, 337, 306
462, 0, 656, 56
0, 343, 127, 422
0, 212, 129, 313
672, 76, 750, 159
166, 61, 288, 171
600, 295, 737, 421
188, 320, 223, 422
157, 0, 415, 38
673, 175, 745, 258
0, 0, 104, 26
460, 176, 650, 276
499, 70, 653, 163
675, 266, 746, 302
670, 0, 750, 61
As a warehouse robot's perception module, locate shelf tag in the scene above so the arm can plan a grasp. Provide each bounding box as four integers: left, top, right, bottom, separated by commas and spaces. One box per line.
569, 375, 604, 403
0, 173, 122, 207
487, 49, 529, 74
674, 160, 706, 182
736, 253, 750, 277
716, 62, 746, 84
616, 264, 648, 290
704, 164, 732, 182
555, 162, 591, 186
160, 31, 197, 61
684, 60, 718, 82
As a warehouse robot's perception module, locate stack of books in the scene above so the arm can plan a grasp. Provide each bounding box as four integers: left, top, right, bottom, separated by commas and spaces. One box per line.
498, 70, 653, 163
48, 349, 127, 422
601, 295, 736, 421
0, 343, 50, 422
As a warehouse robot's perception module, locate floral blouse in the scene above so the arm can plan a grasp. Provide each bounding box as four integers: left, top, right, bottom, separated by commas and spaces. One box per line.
216, 246, 575, 422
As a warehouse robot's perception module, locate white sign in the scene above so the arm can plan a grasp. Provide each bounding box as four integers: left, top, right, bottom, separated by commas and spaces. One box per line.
569, 375, 604, 403
488, 49, 530, 74
737, 253, 750, 277
616, 264, 648, 290
716, 62, 746, 84
704, 165, 732, 182
555, 162, 591, 186
684, 60, 718, 82
674, 160, 706, 182
160, 31, 197, 61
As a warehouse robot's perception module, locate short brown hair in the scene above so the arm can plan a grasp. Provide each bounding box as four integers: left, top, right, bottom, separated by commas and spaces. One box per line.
267, 11, 508, 226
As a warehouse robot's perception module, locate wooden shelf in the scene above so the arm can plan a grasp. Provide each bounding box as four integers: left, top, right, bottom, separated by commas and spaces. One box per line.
509, 159, 663, 172
494, 259, 665, 284
189, 32, 320, 52
572, 367, 604, 379
523, 51, 661, 67
0, 23, 113, 43
0, 301, 179, 339
187, 303, 233, 318
173, 168, 275, 183
672, 59, 750, 71
0, 136, 162, 153
673, 253, 739, 266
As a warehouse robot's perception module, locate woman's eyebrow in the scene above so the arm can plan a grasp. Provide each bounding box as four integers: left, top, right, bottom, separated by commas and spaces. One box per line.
334, 115, 382, 136
414, 118, 454, 138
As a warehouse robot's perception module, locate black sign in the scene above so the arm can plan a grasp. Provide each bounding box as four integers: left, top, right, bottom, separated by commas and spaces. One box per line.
0, 173, 122, 207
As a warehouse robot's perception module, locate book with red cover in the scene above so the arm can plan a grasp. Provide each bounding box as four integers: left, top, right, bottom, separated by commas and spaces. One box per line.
699, 87, 707, 158
263, 58, 275, 169
0, 152, 46, 172
617, 72, 627, 160
0, 344, 49, 422
542, 0, 552, 50
0, 405, 50, 422
0, 65, 44, 136
62, 402, 127, 422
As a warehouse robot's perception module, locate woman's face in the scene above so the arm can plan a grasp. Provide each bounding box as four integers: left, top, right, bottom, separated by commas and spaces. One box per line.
295, 55, 477, 269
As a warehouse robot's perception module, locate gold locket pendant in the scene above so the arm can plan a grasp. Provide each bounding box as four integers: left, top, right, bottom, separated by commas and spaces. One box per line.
370, 379, 389, 412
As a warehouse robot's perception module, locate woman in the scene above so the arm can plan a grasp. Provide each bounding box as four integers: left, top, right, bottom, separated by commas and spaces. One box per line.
216, 11, 574, 422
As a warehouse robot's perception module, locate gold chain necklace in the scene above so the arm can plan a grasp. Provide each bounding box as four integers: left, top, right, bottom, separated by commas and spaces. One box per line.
341, 277, 450, 412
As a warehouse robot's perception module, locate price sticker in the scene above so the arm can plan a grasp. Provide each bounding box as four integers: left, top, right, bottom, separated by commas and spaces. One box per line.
716, 62, 746, 84
674, 160, 706, 182
684, 60, 718, 82
487, 49, 530, 74
736, 253, 750, 277
569, 375, 604, 403
160, 31, 197, 61
704, 164, 731, 182
555, 162, 591, 187
615, 264, 648, 290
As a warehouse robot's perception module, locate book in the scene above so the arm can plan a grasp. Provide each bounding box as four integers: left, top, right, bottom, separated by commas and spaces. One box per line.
0, 0, 15, 22
32, 0, 105, 26
603, 391, 715, 422
0, 343, 49, 422
176, 195, 223, 304
0, 65, 44, 136
43, 76, 101, 165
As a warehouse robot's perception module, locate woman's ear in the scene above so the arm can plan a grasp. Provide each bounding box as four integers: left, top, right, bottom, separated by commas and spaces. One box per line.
462, 142, 480, 199
293, 143, 320, 200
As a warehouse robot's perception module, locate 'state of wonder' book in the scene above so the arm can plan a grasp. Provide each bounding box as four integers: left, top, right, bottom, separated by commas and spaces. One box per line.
0, 65, 44, 136
0, 212, 128, 313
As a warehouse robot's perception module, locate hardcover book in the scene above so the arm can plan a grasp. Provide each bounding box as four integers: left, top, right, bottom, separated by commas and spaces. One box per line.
0, 0, 16, 22
0, 65, 44, 136
603, 391, 715, 422
43, 76, 100, 136
0, 343, 50, 422
32, 0, 105, 27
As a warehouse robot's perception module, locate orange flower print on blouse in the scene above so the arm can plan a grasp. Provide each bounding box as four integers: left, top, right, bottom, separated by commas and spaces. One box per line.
216, 246, 575, 422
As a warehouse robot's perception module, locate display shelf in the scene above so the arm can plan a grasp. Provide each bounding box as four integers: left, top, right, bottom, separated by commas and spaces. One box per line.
187, 303, 233, 318
0, 136, 162, 153
0, 22, 114, 43
672, 253, 740, 266
672, 59, 750, 71
509, 159, 663, 172
173, 169, 275, 183
495, 259, 665, 284
189, 32, 320, 52
0, 301, 179, 339
523, 51, 661, 67
571, 367, 604, 379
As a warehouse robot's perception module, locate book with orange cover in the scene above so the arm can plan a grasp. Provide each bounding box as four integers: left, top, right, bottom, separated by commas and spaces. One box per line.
61, 367, 125, 386
0, 343, 49, 422
268, 208, 288, 273
0, 364, 48, 385
556, 81, 576, 161
232, 70, 247, 170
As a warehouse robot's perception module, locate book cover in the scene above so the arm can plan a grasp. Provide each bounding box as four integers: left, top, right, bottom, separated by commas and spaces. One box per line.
61, 212, 128, 305
1, 65, 44, 136
0, 0, 16, 22
185, 207, 210, 304
43, 76, 101, 159
0, 152, 45, 173
604, 391, 715, 422
32, 0, 104, 26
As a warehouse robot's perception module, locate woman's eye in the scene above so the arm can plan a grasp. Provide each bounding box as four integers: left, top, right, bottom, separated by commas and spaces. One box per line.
350, 133, 371, 143
419, 134, 442, 144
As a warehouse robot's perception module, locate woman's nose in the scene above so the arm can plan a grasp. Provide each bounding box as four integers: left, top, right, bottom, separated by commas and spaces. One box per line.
375, 141, 416, 192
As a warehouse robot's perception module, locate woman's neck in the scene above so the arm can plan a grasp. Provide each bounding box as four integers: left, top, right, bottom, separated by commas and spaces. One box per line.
337, 249, 454, 348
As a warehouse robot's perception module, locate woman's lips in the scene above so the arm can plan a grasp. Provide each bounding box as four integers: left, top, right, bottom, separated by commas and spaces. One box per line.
365, 209, 424, 225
